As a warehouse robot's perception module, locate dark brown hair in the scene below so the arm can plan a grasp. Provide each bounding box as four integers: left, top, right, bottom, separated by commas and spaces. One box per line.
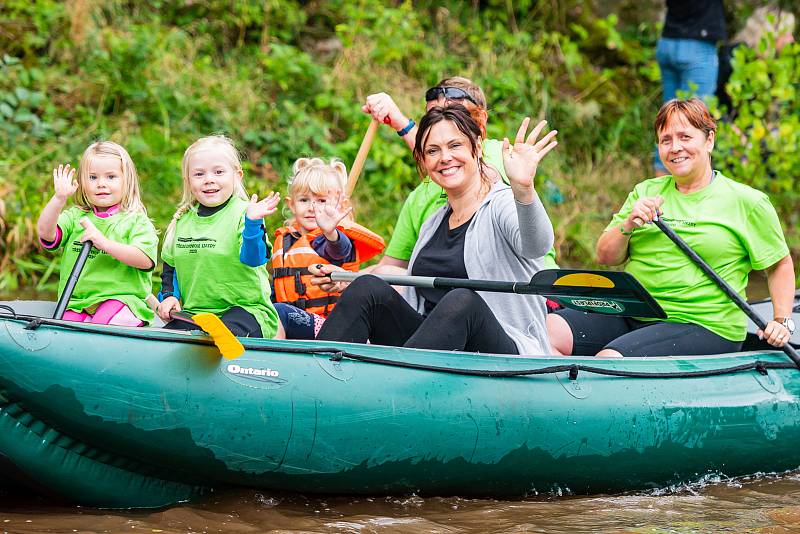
413, 105, 490, 188
654, 98, 716, 139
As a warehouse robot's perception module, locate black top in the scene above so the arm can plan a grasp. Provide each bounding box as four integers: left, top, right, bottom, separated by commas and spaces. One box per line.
662, 0, 726, 43
410, 209, 471, 314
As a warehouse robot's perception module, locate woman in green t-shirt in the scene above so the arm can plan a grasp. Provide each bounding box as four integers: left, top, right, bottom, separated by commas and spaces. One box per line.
548, 98, 795, 357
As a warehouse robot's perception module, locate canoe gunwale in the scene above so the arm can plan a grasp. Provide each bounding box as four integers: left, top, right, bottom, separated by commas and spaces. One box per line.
1, 312, 797, 382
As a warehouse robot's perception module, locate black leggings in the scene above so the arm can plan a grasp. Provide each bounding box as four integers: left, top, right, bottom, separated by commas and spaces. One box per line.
555, 308, 742, 357
164, 306, 263, 338
316, 275, 519, 354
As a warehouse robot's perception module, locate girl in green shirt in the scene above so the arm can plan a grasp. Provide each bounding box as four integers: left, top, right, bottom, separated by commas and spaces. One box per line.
37, 141, 158, 325
156, 135, 281, 339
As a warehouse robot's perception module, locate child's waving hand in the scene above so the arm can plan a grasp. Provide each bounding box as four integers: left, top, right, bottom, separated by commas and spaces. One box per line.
246, 192, 281, 220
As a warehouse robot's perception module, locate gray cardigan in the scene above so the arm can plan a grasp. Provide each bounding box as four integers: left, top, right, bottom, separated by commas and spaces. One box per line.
404, 181, 554, 355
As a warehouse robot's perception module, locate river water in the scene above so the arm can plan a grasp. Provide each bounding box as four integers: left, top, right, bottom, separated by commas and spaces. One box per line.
3, 473, 800, 532
2, 278, 798, 533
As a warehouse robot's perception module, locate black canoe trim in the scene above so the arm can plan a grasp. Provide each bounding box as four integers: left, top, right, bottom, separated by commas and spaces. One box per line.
0, 312, 797, 381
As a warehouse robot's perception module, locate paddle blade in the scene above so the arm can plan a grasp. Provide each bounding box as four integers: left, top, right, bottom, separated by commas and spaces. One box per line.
191, 312, 245, 359
528, 269, 668, 319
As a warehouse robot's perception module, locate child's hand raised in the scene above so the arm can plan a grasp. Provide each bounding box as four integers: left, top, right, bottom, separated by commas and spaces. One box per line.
314, 192, 353, 241
53, 164, 78, 202
79, 217, 109, 252
246, 192, 281, 221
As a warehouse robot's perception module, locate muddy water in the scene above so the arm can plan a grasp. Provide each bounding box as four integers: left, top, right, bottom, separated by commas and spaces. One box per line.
3, 473, 800, 533
0, 277, 793, 532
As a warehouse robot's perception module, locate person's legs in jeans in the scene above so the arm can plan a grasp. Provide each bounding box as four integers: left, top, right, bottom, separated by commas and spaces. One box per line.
675, 39, 719, 97
656, 38, 681, 101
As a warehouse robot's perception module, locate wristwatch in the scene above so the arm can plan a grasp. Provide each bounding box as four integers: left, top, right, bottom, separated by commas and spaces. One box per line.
775, 317, 796, 335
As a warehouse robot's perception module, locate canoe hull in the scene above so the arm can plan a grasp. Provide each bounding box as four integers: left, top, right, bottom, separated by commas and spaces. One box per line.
0, 311, 799, 507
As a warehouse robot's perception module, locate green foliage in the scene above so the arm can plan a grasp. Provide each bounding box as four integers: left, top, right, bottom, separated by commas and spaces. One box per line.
714, 40, 800, 247
0, 0, 796, 295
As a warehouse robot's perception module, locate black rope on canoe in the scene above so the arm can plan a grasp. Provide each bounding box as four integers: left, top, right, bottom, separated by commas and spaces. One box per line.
0, 305, 16, 318
311, 349, 796, 379
1, 313, 797, 380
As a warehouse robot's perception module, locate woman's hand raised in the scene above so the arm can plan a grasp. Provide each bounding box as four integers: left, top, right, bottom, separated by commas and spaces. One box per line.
502, 119, 558, 203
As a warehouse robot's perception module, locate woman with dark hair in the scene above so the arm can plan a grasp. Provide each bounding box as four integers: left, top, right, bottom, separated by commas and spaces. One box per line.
314, 105, 557, 355
548, 97, 795, 357
358, 76, 559, 273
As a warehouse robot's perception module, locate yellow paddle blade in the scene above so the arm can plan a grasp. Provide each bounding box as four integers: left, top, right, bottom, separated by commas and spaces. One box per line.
191, 312, 245, 360
553, 273, 615, 288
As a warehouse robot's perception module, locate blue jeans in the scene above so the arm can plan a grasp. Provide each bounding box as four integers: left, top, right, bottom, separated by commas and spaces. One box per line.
653, 37, 719, 171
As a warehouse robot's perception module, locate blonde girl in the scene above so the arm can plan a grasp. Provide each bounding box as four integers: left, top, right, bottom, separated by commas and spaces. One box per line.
156, 135, 281, 338
272, 157, 384, 324
36, 141, 158, 325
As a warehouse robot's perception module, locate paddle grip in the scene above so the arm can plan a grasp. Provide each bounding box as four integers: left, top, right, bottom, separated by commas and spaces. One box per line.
169, 310, 196, 325
53, 240, 93, 320
654, 218, 800, 364
346, 119, 380, 198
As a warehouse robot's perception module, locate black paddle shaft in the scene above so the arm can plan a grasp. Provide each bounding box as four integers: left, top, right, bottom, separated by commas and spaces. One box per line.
53, 240, 93, 320
653, 218, 800, 365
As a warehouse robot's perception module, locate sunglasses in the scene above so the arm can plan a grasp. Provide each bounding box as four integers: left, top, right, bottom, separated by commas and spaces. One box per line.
424, 86, 479, 107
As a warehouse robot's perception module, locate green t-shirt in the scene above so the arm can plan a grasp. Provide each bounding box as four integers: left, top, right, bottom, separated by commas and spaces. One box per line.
607, 172, 789, 341
53, 207, 157, 324
161, 197, 278, 338
384, 138, 560, 268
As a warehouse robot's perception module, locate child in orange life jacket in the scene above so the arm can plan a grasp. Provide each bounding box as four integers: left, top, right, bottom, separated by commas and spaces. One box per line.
272, 158, 384, 336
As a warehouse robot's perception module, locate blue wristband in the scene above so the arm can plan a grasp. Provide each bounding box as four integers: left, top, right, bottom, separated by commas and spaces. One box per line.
397, 119, 415, 137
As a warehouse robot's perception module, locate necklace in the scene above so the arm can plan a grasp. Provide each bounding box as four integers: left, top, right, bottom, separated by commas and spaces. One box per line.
450, 204, 478, 226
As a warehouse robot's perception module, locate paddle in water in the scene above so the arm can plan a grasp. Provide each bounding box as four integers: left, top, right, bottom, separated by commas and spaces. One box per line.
330, 269, 667, 319
653, 217, 800, 366
53, 240, 93, 320
169, 310, 245, 360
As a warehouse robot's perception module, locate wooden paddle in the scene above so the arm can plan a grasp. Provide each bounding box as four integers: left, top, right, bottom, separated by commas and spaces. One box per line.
53, 241, 93, 320
169, 310, 245, 360
345, 116, 391, 204
653, 217, 800, 365
330, 268, 667, 319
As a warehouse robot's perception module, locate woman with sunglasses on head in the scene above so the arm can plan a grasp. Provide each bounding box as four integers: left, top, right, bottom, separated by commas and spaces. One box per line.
360, 77, 504, 270
313, 105, 557, 355
358, 76, 558, 274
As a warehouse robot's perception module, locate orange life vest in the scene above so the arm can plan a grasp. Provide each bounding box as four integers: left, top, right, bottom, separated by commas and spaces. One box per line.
271, 221, 385, 317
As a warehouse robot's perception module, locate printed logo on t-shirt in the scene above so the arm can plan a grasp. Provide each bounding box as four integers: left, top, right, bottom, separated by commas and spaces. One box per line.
660, 216, 695, 228
71, 240, 103, 258
176, 236, 218, 253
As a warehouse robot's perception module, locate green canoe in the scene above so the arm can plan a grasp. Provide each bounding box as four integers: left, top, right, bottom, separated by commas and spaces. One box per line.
0, 296, 798, 509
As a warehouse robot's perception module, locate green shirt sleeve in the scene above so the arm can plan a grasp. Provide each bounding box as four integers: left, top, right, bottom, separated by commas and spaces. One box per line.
606, 187, 640, 232
743, 195, 790, 270
55, 208, 80, 249
127, 213, 159, 270
161, 229, 175, 267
